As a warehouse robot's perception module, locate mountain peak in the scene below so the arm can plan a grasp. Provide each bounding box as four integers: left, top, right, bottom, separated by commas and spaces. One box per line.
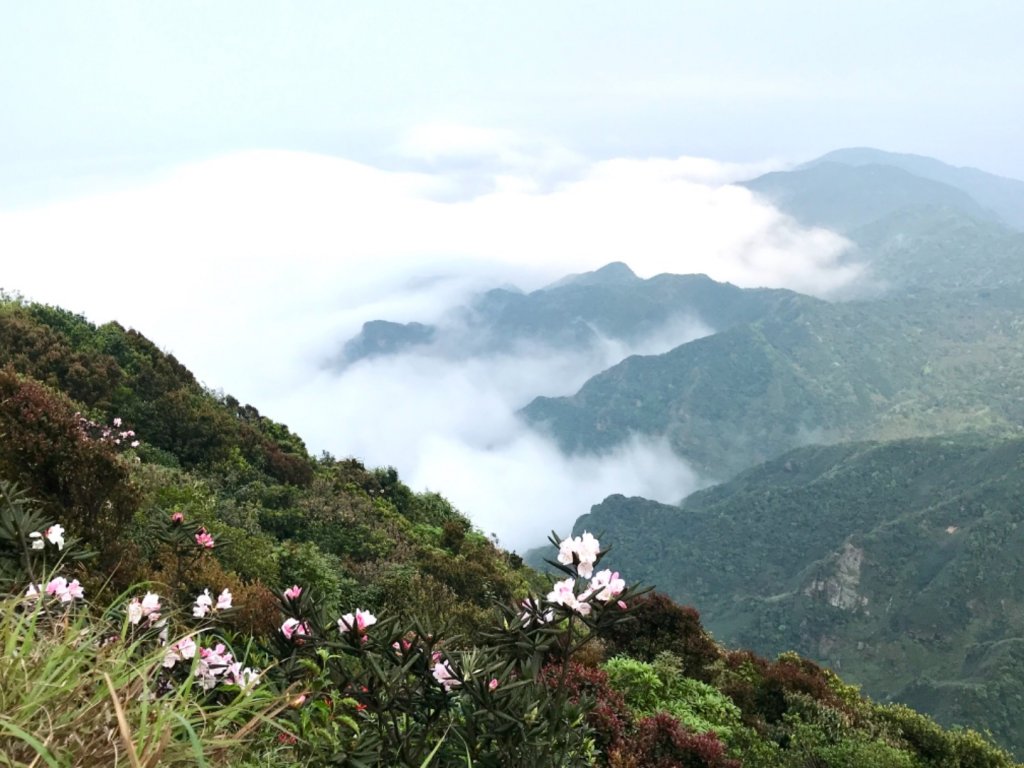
543, 261, 639, 290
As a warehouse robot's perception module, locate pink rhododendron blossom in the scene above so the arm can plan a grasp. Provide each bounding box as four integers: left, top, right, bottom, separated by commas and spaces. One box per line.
546, 578, 591, 616
163, 636, 197, 668
555, 531, 601, 578
432, 659, 460, 691
196, 643, 235, 690
216, 588, 232, 611
44, 577, 83, 603
488, 678, 499, 691
195, 528, 214, 549
338, 608, 377, 634
113, 417, 122, 427
281, 618, 309, 640
589, 569, 626, 602
170, 511, 184, 524
130, 440, 140, 448
127, 592, 160, 624
283, 585, 302, 600
44, 524, 65, 550
193, 589, 213, 618
618, 600, 628, 610
25, 583, 41, 600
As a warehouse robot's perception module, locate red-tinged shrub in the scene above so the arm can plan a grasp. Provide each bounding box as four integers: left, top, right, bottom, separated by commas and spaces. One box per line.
719, 650, 846, 727
0, 368, 138, 558
610, 713, 739, 768
540, 661, 632, 760
598, 592, 722, 681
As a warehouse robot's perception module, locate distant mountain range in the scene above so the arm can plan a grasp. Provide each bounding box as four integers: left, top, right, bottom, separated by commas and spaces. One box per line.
338, 147, 1024, 753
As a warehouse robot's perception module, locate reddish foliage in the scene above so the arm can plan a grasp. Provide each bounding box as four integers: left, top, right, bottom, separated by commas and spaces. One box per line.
720, 650, 845, 726
0, 368, 139, 559
540, 661, 632, 759
610, 713, 739, 768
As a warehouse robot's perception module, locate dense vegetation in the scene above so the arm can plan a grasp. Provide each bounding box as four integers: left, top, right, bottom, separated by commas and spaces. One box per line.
1, 293, 1016, 765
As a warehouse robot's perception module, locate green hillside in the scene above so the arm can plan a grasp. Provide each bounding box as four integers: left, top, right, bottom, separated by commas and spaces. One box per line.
570, 433, 1024, 754
523, 287, 1024, 478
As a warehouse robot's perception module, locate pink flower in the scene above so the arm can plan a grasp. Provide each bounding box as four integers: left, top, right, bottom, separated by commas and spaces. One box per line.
127, 592, 160, 624
45, 577, 83, 603
283, 585, 302, 600
555, 531, 601, 578
170, 511, 184, 525
162, 636, 197, 668
338, 608, 377, 634
216, 588, 232, 611
617, 600, 628, 610
488, 678, 499, 691
281, 618, 309, 641
589, 569, 626, 603
195, 528, 214, 549
546, 578, 591, 616
432, 659, 460, 691
130, 440, 140, 448
113, 417, 122, 427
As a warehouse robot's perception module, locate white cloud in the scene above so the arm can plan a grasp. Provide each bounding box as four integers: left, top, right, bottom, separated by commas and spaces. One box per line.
0, 130, 860, 546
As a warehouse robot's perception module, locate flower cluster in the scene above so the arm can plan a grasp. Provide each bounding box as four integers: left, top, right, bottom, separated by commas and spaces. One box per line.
194, 527, 215, 549
127, 592, 162, 625
163, 638, 259, 693
26, 576, 84, 603
557, 531, 601, 578
281, 617, 311, 641
75, 413, 140, 448
338, 608, 377, 636
432, 655, 460, 692
192, 588, 232, 618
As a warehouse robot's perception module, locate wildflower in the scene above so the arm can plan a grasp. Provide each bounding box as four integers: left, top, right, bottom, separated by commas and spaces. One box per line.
226, 662, 260, 692
283, 584, 302, 600
193, 589, 213, 618
216, 588, 232, 611
170, 511, 184, 525
130, 440, 140, 448
488, 678, 499, 691
556, 531, 601, 578
195, 527, 214, 549
338, 608, 377, 634
45, 577, 83, 603
432, 658, 460, 691
44, 524, 65, 550
196, 643, 234, 690
617, 600, 628, 610
281, 618, 309, 641
546, 578, 591, 616
162, 636, 197, 668
127, 592, 160, 625
28, 531, 44, 550
25, 583, 42, 600
589, 569, 626, 602
113, 417, 122, 427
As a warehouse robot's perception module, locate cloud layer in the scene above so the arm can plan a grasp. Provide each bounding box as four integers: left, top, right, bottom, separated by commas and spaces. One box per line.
0, 133, 859, 546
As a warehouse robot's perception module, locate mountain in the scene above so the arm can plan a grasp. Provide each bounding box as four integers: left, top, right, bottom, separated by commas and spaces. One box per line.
522, 286, 1024, 478
808, 147, 1024, 230
333, 266, 802, 368
740, 162, 996, 233
566, 433, 1024, 754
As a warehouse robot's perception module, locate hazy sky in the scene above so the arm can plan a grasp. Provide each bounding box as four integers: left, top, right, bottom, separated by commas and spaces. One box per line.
3, 0, 1023, 199
3, 1, 1022, 544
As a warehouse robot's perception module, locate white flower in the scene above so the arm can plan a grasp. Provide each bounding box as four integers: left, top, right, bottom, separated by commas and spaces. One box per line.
338, 608, 377, 633
127, 598, 144, 625
216, 588, 232, 611
29, 531, 44, 550
432, 659, 460, 691
44, 524, 65, 550
163, 636, 197, 668
589, 569, 626, 602
193, 589, 213, 618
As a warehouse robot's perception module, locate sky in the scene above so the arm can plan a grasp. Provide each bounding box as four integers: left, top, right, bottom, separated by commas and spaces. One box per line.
2, 1, 1022, 546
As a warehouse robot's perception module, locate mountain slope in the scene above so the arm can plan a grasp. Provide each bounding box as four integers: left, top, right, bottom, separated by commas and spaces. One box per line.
809, 147, 1024, 230
522, 287, 1024, 478
570, 433, 1024, 754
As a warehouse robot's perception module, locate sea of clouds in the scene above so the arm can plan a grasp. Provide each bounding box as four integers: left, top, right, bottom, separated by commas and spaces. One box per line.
0, 125, 858, 549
